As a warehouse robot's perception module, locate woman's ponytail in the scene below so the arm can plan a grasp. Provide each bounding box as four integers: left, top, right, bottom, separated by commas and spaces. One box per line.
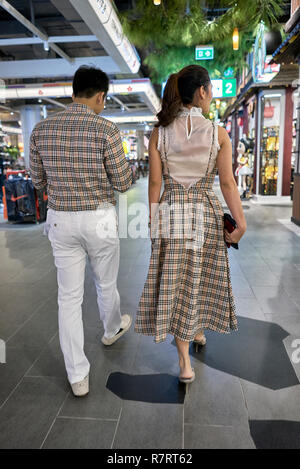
155, 73, 182, 128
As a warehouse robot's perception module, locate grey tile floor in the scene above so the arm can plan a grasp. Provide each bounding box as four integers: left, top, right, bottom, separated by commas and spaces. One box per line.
0, 177, 300, 449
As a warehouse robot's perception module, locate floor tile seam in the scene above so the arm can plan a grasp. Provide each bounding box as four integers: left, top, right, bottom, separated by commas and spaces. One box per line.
39, 390, 71, 449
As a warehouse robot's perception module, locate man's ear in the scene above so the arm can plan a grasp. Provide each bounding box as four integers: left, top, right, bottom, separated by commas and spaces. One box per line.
99, 91, 105, 104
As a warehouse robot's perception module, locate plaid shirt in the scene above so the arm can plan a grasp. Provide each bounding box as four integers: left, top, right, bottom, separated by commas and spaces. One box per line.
30, 102, 132, 211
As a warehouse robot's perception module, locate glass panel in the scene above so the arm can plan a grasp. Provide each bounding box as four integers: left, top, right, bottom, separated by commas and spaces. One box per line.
259, 96, 280, 195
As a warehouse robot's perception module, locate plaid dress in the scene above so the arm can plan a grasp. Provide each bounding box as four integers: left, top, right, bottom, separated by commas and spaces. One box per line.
135, 107, 238, 343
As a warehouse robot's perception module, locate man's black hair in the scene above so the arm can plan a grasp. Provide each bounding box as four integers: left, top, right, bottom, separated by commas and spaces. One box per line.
73, 66, 109, 98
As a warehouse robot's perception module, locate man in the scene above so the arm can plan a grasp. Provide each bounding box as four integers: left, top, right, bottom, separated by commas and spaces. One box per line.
30, 66, 133, 397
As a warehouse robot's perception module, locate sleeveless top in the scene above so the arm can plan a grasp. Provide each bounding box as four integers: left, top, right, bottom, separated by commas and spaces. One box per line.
157, 106, 220, 190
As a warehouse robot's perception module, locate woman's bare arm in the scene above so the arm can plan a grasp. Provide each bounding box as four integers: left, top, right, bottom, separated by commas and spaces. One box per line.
148, 127, 163, 223
217, 126, 247, 243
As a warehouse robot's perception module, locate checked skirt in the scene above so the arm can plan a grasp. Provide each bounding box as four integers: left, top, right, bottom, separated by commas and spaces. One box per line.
134, 165, 238, 343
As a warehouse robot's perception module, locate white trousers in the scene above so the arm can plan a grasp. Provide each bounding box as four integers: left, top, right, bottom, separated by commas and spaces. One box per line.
45, 205, 122, 384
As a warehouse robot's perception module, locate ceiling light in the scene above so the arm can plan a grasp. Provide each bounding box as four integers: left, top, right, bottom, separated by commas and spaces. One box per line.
153, 0, 161, 5
232, 28, 239, 51
43, 41, 49, 51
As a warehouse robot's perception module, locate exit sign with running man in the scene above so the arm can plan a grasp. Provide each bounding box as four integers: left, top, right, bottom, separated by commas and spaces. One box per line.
195, 45, 214, 60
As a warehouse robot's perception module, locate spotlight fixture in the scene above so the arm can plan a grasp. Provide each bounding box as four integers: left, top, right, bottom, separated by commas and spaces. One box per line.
43, 41, 49, 51
153, 0, 161, 5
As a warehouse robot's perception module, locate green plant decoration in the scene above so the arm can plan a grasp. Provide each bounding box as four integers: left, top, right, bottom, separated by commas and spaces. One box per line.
119, 0, 286, 84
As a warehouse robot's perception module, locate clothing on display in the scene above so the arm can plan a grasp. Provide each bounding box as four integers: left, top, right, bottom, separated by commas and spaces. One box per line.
3, 173, 47, 223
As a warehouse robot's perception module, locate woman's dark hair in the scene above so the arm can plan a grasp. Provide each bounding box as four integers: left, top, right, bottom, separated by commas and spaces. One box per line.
73, 66, 109, 98
155, 65, 211, 127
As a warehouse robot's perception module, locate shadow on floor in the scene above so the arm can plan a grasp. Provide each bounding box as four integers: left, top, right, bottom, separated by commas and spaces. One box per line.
106, 372, 186, 404
174, 316, 299, 390
249, 420, 300, 449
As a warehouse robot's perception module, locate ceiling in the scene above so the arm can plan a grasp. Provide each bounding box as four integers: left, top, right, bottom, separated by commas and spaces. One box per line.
0, 0, 159, 129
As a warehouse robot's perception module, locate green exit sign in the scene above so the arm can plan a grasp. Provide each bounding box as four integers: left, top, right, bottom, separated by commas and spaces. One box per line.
195, 45, 214, 60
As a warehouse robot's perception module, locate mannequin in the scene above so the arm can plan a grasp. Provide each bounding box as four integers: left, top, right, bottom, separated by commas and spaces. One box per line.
235, 138, 254, 199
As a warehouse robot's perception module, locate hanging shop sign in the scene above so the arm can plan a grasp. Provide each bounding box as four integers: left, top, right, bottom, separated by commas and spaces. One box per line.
195, 45, 214, 60
69, 0, 140, 74
252, 23, 280, 83
253, 22, 266, 83
211, 79, 236, 98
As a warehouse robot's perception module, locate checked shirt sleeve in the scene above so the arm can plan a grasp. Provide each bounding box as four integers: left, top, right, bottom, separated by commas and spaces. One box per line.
103, 124, 132, 193
30, 129, 47, 190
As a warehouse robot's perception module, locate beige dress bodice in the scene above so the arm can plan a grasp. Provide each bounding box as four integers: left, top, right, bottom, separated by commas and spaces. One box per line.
157, 106, 220, 190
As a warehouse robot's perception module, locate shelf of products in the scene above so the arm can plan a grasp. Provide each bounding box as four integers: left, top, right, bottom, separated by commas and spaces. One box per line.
121, 131, 138, 160
291, 118, 297, 200
259, 125, 279, 195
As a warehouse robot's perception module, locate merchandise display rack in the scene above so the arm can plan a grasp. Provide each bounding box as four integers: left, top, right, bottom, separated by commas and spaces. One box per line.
259, 125, 279, 196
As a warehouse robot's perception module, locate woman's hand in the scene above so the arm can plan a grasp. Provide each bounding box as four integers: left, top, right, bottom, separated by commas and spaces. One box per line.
224, 225, 246, 245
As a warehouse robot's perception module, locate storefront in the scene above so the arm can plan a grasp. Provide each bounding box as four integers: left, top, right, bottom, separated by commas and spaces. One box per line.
223, 63, 298, 205
270, 2, 300, 224
253, 87, 292, 203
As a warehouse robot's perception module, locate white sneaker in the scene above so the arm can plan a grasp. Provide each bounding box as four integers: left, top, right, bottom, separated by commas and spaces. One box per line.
70, 374, 89, 397
101, 314, 132, 346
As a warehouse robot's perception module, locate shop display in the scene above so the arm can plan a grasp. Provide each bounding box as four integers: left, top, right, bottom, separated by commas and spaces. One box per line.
2, 171, 47, 224
259, 125, 279, 195
235, 137, 254, 199
0, 126, 5, 205
121, 131, 138, 160
290, 117, 297, 199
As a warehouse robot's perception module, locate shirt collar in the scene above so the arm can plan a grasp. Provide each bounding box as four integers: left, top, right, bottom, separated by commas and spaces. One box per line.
178, 106, 203, 117
68, 102, 96, 114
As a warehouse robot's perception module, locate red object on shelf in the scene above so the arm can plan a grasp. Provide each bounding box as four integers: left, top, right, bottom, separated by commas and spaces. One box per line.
6, 170, 26, 179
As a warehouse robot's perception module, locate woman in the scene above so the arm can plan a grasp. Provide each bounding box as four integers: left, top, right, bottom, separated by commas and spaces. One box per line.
134, 65, 246, 383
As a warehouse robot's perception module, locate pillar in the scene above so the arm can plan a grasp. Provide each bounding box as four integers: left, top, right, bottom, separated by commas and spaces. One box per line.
19, 105, 42, 169
136, 130, 145, 160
